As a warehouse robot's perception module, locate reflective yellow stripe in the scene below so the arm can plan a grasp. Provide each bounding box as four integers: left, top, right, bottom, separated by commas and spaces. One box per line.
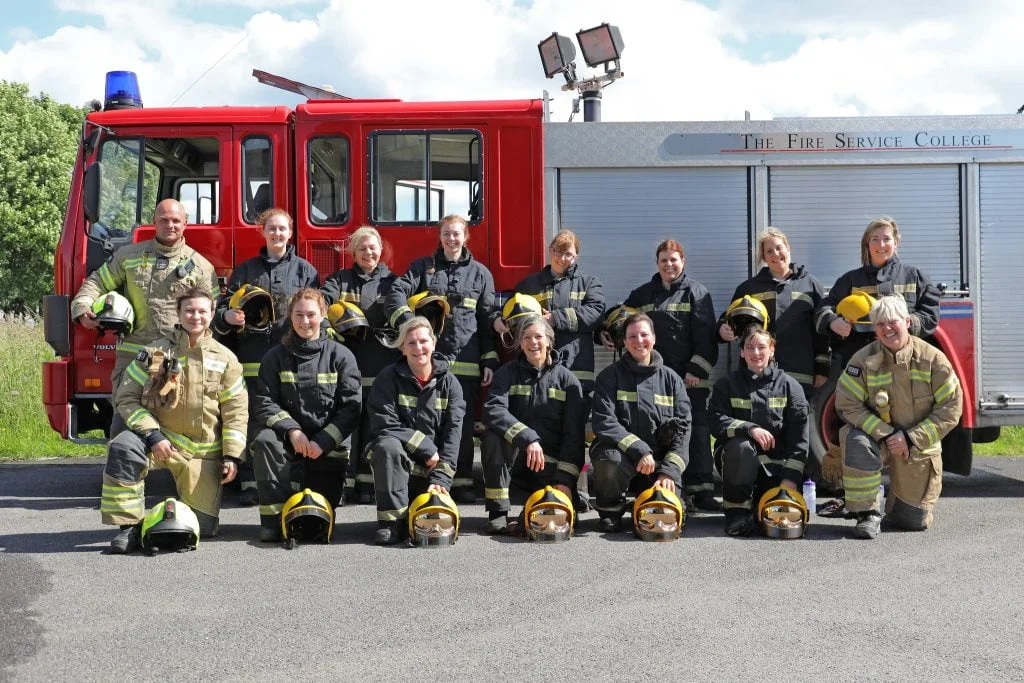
411, 463, 429, 478
96, 263, 117, 291
618, 434, 640, 452
407, 431, 425, 452
791, 291, 813, 304
460, 297, 478, 309
485, 487, 509, 500
219, 377, 245, 402
451, 361, 481, 377
616, 390, 638, 402
767, 397, 788, 408
566, 307, 578, 332
788, 371, 814, 384
934, 376, 958, 403
504, 422, 528, 442
361, 377, 376, 388
691, 355, 712, 374
839, 373, 867, 401
481, 351, 499, 361
324, 424, 342, 444
223, 429, 246, 446
126, 362, 148, 386
267, 411, 291, 428
162, 428, 222, 455
572, 369, 595, 381
664, 452, 686, 470
338, 292, 360, 303
260, 504, 283, 516
389, 305, 411, 327
666, 303, 691, 312
508, 384, 532, 396
556, 461, 581, 478
437, 462, 455, 477
398, 394, 418, 408
866, 372, 892, 387
725, 418, 748, 438
653, 394, 673, 407
784, 458, 805, 472
548, 388, 566, 401
432, 397, 449, 410
731, 398, 751, 409
637, 304, 655, 313
909, 369, 932, 383
126, 407, 153, 429
316, 372, 338, 384
116, 340, 146, 355
919, 417, 940, 445
844, 472, 882, 503
279, 371, 297, 383
242, 362, 261, 378
378, 506, 408, 522
893, 283, 917, 294
862, 414, 882, 434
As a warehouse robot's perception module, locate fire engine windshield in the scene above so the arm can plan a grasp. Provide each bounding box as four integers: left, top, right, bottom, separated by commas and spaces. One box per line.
91, 136, 220, 238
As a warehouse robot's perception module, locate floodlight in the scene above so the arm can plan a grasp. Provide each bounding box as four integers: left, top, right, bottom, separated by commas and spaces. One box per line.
576, 23, 624, 68
538, 33, 577, 78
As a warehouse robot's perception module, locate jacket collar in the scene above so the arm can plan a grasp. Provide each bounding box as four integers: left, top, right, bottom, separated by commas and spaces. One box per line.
433, 246, 472, 267
260, 244, 295, 263
620, 349, 664, 374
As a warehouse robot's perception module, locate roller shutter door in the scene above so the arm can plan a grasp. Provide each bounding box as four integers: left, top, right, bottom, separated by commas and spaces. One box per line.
558, 168, 750, 377
979, 164, 1024, 404
769, 165, 962, 290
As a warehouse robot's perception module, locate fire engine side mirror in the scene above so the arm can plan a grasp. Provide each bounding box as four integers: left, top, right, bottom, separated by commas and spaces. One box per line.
83, 162, 103, 225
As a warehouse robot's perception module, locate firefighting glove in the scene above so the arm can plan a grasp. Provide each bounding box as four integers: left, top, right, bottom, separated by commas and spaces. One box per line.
655, 417, 687, 451
819, 442, 844, 489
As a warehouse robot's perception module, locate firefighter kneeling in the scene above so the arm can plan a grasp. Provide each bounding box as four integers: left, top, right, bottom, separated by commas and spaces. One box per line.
99, 287, 248, 554
589, 313, 692, 533
834, 295, 963, 539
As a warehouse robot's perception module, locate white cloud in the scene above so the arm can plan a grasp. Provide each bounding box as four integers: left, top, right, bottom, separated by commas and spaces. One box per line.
4, 0, 1024, 120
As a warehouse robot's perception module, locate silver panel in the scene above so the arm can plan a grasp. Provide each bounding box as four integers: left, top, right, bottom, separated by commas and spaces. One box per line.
979, 164, 1024, 405
558, 168, 750, 378
768, 165, 962, 289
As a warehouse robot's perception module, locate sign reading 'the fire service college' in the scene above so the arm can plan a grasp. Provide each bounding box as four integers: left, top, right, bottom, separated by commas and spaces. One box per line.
662, 130, 1024, 156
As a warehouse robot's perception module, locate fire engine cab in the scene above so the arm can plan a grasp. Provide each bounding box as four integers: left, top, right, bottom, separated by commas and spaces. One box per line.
42, 72, 1024, 478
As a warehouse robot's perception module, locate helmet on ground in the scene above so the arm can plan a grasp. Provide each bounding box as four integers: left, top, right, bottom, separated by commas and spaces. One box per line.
91, 291, 135, 336
140, 497, 200, 554
757, 486, 809, 539
632, 485, 684, 542
281, 488, 334, 545
604, 305, 639, 349
726, 295, 769, 337
408, 490, 459, 547
407, 292, 451, 338
229, 284, 275, 333
836, 292, 877, 332
523, 486, 574, 543
327, 301, 369, 340
502, 293, 543, 332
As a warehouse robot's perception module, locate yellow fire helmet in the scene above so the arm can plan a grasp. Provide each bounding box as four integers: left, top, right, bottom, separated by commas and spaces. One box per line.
725, 295, 769, 337
326, 301, 370, 340
281, 488, 334, 547
140, 497, 199, 555
836, 291, 878, 333
502, 293, 543, 330
632, 485, 685, 542
604, 305, 639, 349
408, 490, 460, 548
757, 486, 809, 540
90, 291, 135, 337
523, 486, 575, 543
407, 292, 451, 338
228, 284, 276, 333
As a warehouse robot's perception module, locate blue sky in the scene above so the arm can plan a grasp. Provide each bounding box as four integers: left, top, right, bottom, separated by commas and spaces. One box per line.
2, 0, 1022, 122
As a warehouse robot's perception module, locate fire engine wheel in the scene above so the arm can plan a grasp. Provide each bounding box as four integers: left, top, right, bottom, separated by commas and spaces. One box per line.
808, 373, 843, 493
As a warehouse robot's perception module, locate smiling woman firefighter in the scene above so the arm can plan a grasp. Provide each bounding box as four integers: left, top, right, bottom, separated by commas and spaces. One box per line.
814, 217, 941, 508
386, 214, 497, 504
717, 227, 829, 399
212, 208, 320, 505
494, 229, 606, 398
99, 286, 247, 554
602, 239, 720, 513
590, 312, 692, 535
321, 226, 401, 505
365, 316, 467, 545
248, 288, 362, 543
480, 315, 586, 538
708, 325, 810, 537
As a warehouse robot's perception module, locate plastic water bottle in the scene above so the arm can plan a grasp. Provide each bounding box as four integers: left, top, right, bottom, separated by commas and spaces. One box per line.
802, 479, 817, 516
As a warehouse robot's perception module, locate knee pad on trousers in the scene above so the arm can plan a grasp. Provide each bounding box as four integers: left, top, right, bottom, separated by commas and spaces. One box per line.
720, 438, 759, 488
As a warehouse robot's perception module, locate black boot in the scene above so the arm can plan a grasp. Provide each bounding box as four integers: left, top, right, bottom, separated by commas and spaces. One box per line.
108, 524, 140, 554
375, 521, 406, 546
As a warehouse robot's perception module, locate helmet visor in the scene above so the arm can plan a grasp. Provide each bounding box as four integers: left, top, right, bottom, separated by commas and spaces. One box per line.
527, 506, 571, 541
636, 505, 681, 534
412, 511, 456, 542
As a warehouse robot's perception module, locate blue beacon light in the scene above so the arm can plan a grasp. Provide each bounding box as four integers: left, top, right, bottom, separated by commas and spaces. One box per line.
103, 71, 143, 110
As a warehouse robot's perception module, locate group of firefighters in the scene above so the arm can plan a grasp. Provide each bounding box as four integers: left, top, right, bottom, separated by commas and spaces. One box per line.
70, 197, 963, 552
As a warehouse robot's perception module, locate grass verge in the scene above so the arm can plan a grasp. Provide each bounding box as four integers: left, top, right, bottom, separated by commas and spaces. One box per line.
0, 321, 104, 460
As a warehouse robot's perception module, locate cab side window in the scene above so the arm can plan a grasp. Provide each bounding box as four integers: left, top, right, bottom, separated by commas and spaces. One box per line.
242, 136, 273, 224
308, 136, 350, 225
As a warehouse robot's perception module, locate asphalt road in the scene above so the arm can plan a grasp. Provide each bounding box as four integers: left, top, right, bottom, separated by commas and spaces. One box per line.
2, 456, 1023, 682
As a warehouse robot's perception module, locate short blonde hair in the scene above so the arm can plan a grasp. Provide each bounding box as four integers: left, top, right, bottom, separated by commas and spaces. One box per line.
756, 227, 791, 266
388, 315, 436, 350
861, 217, 901, 266
348, 226, 382, 256
869, 295, 910, 324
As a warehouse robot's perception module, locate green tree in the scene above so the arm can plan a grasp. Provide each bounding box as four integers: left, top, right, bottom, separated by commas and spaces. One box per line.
0, 82, 85, 312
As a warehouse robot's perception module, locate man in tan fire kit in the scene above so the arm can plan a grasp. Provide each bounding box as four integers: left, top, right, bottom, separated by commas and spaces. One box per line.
834, 295, 962, 539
